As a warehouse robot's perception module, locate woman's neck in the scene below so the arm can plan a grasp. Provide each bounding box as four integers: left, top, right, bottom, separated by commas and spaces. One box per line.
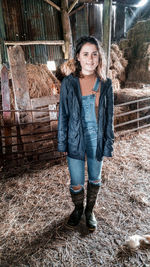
80, 72, 96, 79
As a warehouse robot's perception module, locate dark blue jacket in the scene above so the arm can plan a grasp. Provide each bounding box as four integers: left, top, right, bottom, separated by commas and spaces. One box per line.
58, 74, 114, 161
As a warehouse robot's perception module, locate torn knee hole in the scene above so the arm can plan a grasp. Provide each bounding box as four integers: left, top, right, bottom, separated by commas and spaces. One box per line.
93, 180, 100, 183
72, 185, 82, 191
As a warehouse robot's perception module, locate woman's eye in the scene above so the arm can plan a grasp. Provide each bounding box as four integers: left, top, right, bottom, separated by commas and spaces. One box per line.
93, 53, 98, 56
83, 53, 88, 56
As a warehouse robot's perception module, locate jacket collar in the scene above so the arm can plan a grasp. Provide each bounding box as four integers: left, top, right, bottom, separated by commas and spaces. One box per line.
68, 74, 108, 105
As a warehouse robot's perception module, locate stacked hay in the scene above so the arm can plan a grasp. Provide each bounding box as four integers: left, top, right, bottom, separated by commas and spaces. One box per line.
26, 64, 60, 98
55, 59, 75, 82
56, 46, 128, 91
109, 44, 128, 90
119, 19, 150, 85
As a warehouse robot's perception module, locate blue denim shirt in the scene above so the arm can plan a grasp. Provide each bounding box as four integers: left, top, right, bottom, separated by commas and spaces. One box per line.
58, 74, 114, 161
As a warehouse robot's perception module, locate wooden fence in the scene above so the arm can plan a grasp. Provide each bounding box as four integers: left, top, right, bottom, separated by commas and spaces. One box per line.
1, 95, 150, 167
0, 95, 66, 167
114, 96, 150, 134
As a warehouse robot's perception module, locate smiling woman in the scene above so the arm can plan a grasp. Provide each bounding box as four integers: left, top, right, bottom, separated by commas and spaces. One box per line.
77, 43, 99, 75
58, 36, 114, 231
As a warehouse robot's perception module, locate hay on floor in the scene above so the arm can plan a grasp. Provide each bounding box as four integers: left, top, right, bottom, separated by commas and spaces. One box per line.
0, 128, 150, 266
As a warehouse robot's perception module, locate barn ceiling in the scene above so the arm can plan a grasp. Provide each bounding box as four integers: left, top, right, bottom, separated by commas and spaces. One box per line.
69, 0, 144, 6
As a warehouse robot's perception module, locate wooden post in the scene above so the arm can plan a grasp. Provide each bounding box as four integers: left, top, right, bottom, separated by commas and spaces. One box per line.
0, 0, 7, 64
1, 65, 12, 157
103, 0, 112, 77
7, 46, 32, 124
7, 45, 33, 158
116, 4, 125, 41
61, 0, 73, 59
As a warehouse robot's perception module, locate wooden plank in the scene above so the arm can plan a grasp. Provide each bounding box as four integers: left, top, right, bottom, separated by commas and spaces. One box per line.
31, 95, 59, 122
1, 65, 12, 156
31, 95, 59, 109
5, 40, 64, 46
30, 95, 59, 157
7, 45, 33, 154
1, 65, 11, 123
7, 45, 32, 123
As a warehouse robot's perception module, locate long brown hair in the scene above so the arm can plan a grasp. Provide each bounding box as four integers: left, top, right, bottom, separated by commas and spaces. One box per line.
74, 36, 106, 81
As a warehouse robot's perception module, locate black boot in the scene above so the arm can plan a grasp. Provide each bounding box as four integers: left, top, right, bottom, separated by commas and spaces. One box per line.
67, 188, 84, 227
85, 182, 100, 231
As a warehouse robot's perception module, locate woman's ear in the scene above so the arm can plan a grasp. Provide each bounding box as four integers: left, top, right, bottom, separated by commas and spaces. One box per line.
77, 53, 80, 62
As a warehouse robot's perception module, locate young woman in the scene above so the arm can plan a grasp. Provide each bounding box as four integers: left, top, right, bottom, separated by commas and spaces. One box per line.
58, 36, 114, 231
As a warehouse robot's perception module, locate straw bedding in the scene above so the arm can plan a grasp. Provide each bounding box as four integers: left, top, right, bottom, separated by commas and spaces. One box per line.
0, 128, 150, 266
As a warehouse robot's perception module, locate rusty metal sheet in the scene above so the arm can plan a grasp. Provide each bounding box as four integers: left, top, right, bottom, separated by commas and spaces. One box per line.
1, 65, 11, 123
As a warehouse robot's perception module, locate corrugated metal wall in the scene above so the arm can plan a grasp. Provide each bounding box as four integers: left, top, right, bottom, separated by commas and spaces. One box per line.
70, 3, 103, 46
2, 0, 63, 64
1, 0, 104, 65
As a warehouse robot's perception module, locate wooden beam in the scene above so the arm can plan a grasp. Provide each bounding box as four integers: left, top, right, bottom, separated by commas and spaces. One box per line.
5, 40, 65, 46
61, 0, 73, 59
43, 0, 61, 12
103, 0, 112, 76
69, 3, 86, 16
68, 0, 79, 14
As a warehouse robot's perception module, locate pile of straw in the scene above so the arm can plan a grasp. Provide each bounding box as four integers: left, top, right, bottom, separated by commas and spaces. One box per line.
109, 44, 128, 91
26, 64, 60, 98
120, 19, 150, 85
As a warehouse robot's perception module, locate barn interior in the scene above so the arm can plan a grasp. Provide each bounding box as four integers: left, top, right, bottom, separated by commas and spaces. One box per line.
0, 0, 150, 266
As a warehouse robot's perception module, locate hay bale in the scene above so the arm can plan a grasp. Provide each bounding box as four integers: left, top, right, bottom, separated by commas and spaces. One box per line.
119, 39, 131, 50
108, 70, 120, 91
26, 64, 60, 98
127, 19, 150, 41
110, 44, 128, 87
55, 59, 75, 81
120, 20, 150, 85
111, 43, 123, 58
127, 58, 150, 83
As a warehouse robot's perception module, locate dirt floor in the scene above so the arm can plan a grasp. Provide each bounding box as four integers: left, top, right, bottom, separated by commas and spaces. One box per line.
0, 128, 150, 267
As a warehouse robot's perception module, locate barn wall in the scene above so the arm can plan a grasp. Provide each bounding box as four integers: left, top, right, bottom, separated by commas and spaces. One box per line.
2, 0, 63, 64
1, 0, 150, 65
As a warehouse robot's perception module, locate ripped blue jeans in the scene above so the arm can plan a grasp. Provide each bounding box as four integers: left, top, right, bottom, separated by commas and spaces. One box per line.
67, 93, 103, 194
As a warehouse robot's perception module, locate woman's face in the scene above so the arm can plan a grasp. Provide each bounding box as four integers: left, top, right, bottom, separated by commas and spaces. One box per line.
77, 42, 99, 75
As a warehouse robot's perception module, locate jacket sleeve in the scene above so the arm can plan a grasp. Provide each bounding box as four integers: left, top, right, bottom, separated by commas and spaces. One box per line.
103, 79, 114, 157
57, 78, 69, 152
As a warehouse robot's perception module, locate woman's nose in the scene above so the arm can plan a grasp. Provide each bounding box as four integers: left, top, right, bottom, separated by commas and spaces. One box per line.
88, 54, 93, 60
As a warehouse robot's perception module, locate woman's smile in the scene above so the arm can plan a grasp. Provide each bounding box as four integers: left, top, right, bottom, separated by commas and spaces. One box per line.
77, 43, 99, 75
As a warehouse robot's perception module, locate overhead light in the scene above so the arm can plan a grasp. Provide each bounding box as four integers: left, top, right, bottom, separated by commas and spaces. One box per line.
135, 0, 148, 7
47, 61, 56, 71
